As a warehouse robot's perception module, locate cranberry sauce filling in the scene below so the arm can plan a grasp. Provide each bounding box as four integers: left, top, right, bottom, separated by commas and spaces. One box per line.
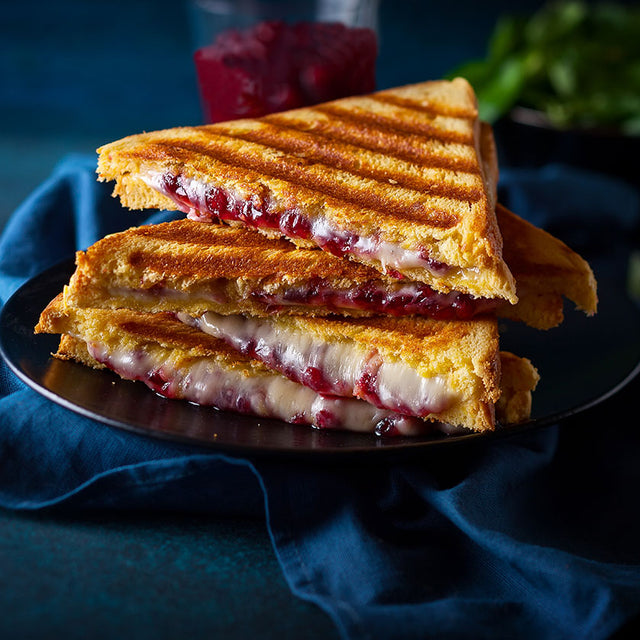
159, 173, 312, 240
252, 277, 499, 320
154, 173, 461, 281
87, 345, 180, 400
418, 250, 451, 276
314, 409, 341, 430
220, 333, 350, 398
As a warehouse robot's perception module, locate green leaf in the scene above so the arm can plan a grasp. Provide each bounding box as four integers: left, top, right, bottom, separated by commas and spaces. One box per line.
548, 58, 577, 97
475, 56, 528, 123
446, 1, 640, 130
487, 16, 521, 62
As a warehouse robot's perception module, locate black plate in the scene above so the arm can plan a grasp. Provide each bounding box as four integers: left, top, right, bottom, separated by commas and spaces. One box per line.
1, 259, 640, 457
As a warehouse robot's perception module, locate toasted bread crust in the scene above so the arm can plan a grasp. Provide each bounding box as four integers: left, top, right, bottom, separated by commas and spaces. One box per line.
54, 333, 536, 428
256, 312, 502, 408
36, 293, 270, 375
55, 333, 105, 368
96, 78, 517, 302
71, 219, 380, 285
496, 204, 598, 328
65, 219, 497, 320
495, 351, 539, 424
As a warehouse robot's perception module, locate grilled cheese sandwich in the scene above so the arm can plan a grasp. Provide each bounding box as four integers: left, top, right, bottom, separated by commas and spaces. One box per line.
96, 78, 518, 302
33, 75, 602, 438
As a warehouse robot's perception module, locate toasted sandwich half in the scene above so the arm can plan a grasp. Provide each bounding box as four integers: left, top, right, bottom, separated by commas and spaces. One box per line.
176, 310, 540, 432
63, 207, 596, 329
35, 296, 539, 434
96, 78, 518, 303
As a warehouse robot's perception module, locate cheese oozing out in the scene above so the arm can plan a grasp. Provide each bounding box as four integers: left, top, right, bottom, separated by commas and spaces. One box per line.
178, 311, 458, 418
84, 340, 433, 436
141, 171, 484, 286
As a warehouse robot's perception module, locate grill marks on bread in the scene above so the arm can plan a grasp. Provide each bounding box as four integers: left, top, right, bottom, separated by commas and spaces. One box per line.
268, 108, 480, 174
97, 79, 520, 301
125, 93, 486, 230
214, 120, 484, 204
370, 92, 477, 120
87, 221, 379, 281
117, 316, 247, 361
313, 101, 474, 145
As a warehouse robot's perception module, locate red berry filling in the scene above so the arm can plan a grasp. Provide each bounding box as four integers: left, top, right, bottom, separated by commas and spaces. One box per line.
155, 173, 499, 319
252, 277, 497, 320
194, 20, 377, 123
161, 174, 313, 240
90, 344, 431, 436
149, 173, 512, 327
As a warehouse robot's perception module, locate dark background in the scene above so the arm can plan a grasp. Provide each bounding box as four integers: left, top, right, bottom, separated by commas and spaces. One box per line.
0, 0, 551, 230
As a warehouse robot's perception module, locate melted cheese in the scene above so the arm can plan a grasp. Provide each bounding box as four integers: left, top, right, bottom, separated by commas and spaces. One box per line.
309, 215, 434, 272
85, 341, 430, 435
180, 311, 457, 416
375, 360, 452, 415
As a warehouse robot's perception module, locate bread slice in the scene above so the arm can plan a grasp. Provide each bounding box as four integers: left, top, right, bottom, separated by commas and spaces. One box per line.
497, 204, 598, 329
64, 219, 501, 321
64, 207, 596, 328
178, 310, 503, 432
96, 78, 517, 302
36, 294, 538, 433
495, 351, 540, 425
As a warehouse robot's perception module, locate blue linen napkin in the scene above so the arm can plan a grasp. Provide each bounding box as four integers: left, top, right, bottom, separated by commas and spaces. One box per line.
2, 155, 640, 639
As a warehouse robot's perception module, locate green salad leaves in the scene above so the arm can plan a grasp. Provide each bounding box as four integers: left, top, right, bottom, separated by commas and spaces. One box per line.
450, 1, 640, 134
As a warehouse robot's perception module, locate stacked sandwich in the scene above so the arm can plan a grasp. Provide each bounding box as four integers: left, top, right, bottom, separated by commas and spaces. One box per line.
36, 78, 598, 437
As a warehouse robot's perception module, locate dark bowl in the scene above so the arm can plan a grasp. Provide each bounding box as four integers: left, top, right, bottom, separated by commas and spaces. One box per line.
494, 107, 640, 190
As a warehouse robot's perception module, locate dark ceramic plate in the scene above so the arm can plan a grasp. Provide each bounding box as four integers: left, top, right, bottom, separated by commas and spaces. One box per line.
1, 259, 640, 457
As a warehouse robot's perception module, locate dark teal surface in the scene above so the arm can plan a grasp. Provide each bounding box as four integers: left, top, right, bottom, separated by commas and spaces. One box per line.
0, 508, 337, 639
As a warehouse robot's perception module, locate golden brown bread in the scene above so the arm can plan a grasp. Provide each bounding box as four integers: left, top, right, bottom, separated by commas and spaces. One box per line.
495, 351, 540, 425
40, 297, 430, 434
64, 218, 500, 321
36, 294, 538, 432
497, 204, 598, 328
37, 294, 260, 373
64, 219, 413, 316
96, 78, 518, 302
64, 208, 596, 329
55, 333, 537, 430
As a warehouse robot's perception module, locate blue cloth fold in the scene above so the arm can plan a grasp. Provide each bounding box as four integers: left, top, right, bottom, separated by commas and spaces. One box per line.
2, 155, 640, 639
